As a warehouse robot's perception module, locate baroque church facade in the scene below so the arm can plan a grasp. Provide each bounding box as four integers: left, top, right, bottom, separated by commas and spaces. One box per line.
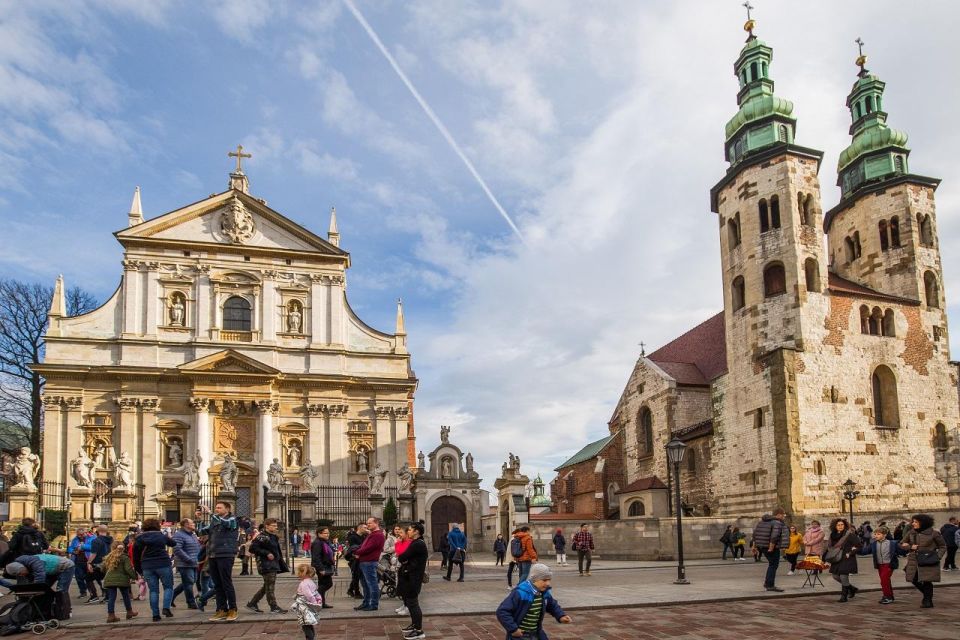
604, 22, 959, 519
35, 160, 417, 519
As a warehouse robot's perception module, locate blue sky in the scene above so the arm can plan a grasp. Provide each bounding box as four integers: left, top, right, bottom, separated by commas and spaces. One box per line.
2, 1, 959, 492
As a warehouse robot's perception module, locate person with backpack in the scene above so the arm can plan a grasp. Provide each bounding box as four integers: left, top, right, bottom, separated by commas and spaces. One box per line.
5, 518, 48, 563
496, 563, 572, 640
752, 507, 790, 592
513, 526, 538, 584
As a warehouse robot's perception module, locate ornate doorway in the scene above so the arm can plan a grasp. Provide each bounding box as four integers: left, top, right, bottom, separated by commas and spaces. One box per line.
430, 496, 466, 551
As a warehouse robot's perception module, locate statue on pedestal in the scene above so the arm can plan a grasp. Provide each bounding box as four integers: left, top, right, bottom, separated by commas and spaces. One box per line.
70, 448, 95, 488
441, 457, 453, 478
114, 451, 133, 489
466, 452, 474, 473
267, 458, 285, 491
440, 425, 451, 444
287, 307, 302, 333
181, 451, 201, 492
13, 447, 40, 490
369, 462, 387, 495
397, 462, 414, 494
285, 441, 301, 468
417, 450, 425, 469
219, 454, 238, 493
169, 296, 185, 326
299, 460, 319, 492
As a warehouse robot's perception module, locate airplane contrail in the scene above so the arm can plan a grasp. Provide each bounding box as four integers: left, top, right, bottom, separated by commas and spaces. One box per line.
342, 0, 526, 244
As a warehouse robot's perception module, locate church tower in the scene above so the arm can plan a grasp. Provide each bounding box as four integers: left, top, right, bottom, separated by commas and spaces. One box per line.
824, 45, 946, 322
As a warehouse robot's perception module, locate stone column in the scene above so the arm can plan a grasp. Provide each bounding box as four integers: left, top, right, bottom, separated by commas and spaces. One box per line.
191, 398, 211, 482
374, 407, 393, 487
139, 398, 159, 495
256, 400, 277, 489
306, 404, 326, 482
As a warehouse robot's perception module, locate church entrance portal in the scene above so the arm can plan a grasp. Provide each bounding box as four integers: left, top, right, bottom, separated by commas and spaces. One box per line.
431, 496, 466, 551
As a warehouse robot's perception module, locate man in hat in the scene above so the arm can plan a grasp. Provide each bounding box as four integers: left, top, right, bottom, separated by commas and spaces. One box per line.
495, 563, 571, 639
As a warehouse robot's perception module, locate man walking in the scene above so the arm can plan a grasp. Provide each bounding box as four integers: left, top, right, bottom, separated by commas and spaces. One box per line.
206, 501, 240, 622
354, 516, 385, 611
246, 518, 288, 614
172, 518, 200, 609
515, 526, 538, 583
87, 525, 113, 603
940, 516, 958, 571
572, 523, 595, 576
443, 525, 467, 582
753, 507, 790, 592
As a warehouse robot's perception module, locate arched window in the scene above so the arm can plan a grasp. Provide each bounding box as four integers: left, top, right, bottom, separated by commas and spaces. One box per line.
223, 296, 252, 331
879, 220, 889, 251
763, 263, 786, 298
727, 213, 741, 249
750, 61, 758, 82
687, 448, 697, 473
854, 231, 862, 258
804, 258, 820, 293
870, 307, 882, 336
761, 61, 767, 78
759, 199, 770, 233
859, 305, 870, 334
638, 407, 653, 456
894, 155, 905, 173
882, 309, 896, 337
778, 124, 788, 143
865, 95, 874, 113
890, 216, 900, 248
854, 103, 861, 120
628, 501, 645, 517
814, 459, 827, 476
731, 275, 746, 311
934, 423, 948, 451
845, 237, 856, 263
924, 271, 940, 308
872, 364, 900, 428
770, 195, 781, 229
919, 214, 934, 247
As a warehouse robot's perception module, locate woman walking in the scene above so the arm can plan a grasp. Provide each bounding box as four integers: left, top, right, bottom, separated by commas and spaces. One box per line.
493, 534, 507, 567
397, 521, 428, 640
302, 531, 312, 559
310, 527, 336, 609
785, 526, 803, 575
132, 518, 177, 622
900, 513, 947, 608
823, 518, 860, 602
552, 528, 567, 566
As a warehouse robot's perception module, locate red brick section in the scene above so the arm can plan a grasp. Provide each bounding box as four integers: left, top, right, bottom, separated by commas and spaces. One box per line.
47, 588, 960, 639
550, 432, 624, 518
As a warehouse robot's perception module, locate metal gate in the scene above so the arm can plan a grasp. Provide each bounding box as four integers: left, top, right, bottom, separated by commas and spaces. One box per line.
429, 495, 466, 551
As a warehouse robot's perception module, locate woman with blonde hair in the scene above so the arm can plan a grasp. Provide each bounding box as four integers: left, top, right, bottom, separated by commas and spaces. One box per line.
102, 540, 138, 623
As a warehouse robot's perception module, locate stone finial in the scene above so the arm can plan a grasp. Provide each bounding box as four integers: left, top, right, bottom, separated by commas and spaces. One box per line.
396, 298, 406, 336
328, 206, 340, 247
48, 275, 66, 319
128, 186, 143, 226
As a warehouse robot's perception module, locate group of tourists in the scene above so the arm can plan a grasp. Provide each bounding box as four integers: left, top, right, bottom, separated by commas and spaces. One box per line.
736, 508, 954, 608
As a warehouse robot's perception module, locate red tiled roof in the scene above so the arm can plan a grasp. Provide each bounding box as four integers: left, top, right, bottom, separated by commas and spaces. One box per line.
827, 273, 921, 306
616, 476, 668, 494
674, 419, 714, 441
529, 513, 602, 521
647, 312, 727, 383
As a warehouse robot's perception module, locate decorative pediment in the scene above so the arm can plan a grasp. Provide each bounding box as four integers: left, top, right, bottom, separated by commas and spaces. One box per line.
178, 349, 280, 376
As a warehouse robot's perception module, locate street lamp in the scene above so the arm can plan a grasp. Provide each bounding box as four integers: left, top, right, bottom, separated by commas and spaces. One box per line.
842, 479, 859, 527
282, 480, 294, 573
665, 438, 689, 585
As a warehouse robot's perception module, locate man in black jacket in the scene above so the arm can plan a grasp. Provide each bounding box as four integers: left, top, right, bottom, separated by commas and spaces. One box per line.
245, 518, 288, 614
205, 501, 240, 622
752, 507, 790, 592
941, 517, 959, 571
345, 523, 367, 599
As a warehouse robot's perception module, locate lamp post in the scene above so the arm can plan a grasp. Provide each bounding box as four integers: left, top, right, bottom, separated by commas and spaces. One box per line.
842, 479, 859, 527
665, 438, 689, 585
282, 480, 294, 573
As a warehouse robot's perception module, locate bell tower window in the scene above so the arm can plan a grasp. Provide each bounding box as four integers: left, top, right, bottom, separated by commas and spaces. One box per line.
731, 275, 746, 311
763, 263, 786, 298
759, 199, 770, 233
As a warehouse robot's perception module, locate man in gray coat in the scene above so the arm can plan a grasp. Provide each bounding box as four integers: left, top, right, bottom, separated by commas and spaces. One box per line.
172, 518, 201, 608
752, 507, 790, 592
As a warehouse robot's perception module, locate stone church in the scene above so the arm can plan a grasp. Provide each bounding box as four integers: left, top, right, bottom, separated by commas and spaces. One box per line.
603, 21, 960, 519
35, 157, 417, 520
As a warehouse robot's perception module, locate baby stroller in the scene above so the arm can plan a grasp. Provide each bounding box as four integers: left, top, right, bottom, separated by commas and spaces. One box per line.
377, 561, 398, 598
0, 584, 63, 635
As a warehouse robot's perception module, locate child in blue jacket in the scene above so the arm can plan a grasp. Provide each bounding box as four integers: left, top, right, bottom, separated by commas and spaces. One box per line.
495, 563, 571, 640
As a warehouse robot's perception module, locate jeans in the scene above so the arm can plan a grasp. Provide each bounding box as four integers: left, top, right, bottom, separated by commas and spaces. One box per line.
56, 569, 74, 593
359, 561, 380, 609
143, 565, 174, 617
171, 567, 197, 607
106, 586, 132, 614
722, 543, 735, 560
197, 574, 215, 607
577, 549, 592, 573
517, 561, 532, 583
250, 572, 278, 608
208, 557, 237, 611
73, 562, 88, 596
762, 550, 781, 587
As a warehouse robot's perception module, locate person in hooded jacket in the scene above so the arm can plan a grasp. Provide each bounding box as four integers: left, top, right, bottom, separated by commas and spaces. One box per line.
4, 518, 48, 564
444, 525, 467, 582
803, 520, 826, 557
132, 518, 176, 622
496, 563, 571, 640
900, 513, 947, 608
822, 518, 861, 603
551, 529, 567, 566
752, 508, 790, 592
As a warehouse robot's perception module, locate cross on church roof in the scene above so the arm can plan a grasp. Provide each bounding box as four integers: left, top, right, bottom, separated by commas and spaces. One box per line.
228, 144, 252, 174
855, 37, 869, 75
639, 341, 646, 357
743, 1, 754, 21
742, 1, 756, 37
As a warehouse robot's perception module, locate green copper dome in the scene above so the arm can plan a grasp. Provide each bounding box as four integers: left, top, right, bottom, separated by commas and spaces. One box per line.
837, 126, 908, 172
530, 474, 551, 507
725, 94, 795, 140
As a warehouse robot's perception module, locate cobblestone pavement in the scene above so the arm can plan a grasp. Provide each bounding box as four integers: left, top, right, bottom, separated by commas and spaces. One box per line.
45, 585, 960, 639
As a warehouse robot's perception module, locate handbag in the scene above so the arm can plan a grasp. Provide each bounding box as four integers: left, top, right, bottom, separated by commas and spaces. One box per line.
916, 549, 940, 567
824, 532, 849, 563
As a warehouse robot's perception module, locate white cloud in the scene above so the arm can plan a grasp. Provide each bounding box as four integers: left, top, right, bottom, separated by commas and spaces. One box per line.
207, 0, 277, 43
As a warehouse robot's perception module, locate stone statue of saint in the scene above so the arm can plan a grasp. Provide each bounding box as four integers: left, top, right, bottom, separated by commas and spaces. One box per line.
220, 454, 239, 493
286, 441, 301, 467
168, 438, 183, 468
114, 451, 133, 488
267, 458, 285, 491
70, 448, 95, 488
466, 452, 474, 473
441, 457, 453, 478
13, 447, 40, 490
440, 425, 451, 443
93, 441, 110, 469
356, 449, 368, 473
299, 460, 319, 491
417, 450, 425, 469
501, 462, 508, 476
369, 462, 387, 495
398, 462, 414, 494
288, 307, 302, 333
182, 451, 201, 492
169, 297, 185, 326
512, 453, 521, 472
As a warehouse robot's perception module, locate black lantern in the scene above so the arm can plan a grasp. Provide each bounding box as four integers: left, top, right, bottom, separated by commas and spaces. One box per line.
665, 438, 689, 584
841, 478, 859, 526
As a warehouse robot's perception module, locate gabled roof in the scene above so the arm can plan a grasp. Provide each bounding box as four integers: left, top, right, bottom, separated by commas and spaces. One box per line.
178, 349, 280, 376
648, 312, 727, 383
827, 273, 921, 306
554, 433, 618, 471
616, 476, 668, 494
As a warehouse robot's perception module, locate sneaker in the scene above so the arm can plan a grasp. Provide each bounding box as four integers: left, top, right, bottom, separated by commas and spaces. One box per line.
87, 596, 102, 604
224, 609, 238, 621
152, 615, 161, 622
765, 586, 784, 592
402, 623, 417, 631
404, 630, 425, 640
787, 571, 795, 576
585, 571, 591, 576
879, 597, 893, 604
269, 606, 287, 614
246, 603, 263, 613
162, 608, 173, 618
209, 610, 227, 622
396, 606, 409, 615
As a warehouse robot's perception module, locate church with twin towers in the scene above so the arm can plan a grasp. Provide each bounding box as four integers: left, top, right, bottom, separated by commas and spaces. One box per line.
590, 17, 959, 521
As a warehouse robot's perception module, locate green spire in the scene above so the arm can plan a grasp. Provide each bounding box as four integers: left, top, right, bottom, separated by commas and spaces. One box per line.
836, 39, 910, 197
723, 13, 796, 166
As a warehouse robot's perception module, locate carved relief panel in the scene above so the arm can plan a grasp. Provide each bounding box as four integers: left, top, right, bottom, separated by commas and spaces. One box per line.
214, 417, 256, 461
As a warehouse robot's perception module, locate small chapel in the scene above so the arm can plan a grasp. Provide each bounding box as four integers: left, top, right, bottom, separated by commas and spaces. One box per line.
558, 18, 960, 520
35, 151, 418, 522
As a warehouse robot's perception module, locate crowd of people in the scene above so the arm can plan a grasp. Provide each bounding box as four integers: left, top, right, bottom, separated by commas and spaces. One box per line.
725, 509, 955, 608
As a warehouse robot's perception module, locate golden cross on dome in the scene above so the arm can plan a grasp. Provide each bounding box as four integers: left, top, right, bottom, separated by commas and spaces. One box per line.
228, 144, 252, 174
742, 1, 756, 36
743, 1, 754, 21
855, 37, 868, 73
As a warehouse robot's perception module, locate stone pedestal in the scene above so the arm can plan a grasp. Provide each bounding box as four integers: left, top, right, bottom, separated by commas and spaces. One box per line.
369, 494, 385, 520
266, 491, 285, 520
179, 490, 200, 520
7, 487, 37, 523
69, 488, 94, 523
398, 493, 414, 521
111, 488, 137, 523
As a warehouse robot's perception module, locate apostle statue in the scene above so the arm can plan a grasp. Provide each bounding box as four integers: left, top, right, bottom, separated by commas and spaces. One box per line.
114, 451, 133, 489
397, 462, 414, 494
417, 450, 425, 469
267, 458, 285, 491
92, 441, 110, 469
13, 447, 40, 490
356, 449, 369, 473
219, 454, 239, 493
167, 438, 183, 468
169, 296, 185, 326
440, 425, 451, 443
70, 448, 95, 488
287, 306, 302, 333
441, 457, 453, 478
466, 452, 474, 473
286, 441, 302, 468
369, 462, 387, 496
181, 451, 201, 492
299, 460, 319, 492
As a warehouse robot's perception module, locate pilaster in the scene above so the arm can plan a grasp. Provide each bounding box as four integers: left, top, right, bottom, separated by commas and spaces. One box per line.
309, 274, 325, 346
190, 397, 211, 481
261, 270, 277, 343
256, 400, 278, 489
328, 276, 344, 346
306, 403, 327, 483
196, 265, 212, 338
140, 398, 159, 492
121, 259, 140, 336
144, 262, 160, 335
41, 395, 65, 482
